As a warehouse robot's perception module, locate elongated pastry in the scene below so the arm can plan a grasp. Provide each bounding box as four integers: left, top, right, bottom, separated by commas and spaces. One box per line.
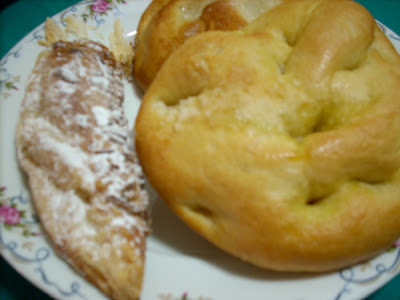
135, 0, 400, 272
16, 40, 150, 300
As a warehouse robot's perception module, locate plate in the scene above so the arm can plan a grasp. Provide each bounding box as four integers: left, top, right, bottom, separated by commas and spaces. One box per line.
1, 1, 400, 300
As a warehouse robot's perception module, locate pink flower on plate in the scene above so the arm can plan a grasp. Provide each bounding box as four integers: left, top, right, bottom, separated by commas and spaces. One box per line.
91, 0, 110, 13
0, 204, 21, 225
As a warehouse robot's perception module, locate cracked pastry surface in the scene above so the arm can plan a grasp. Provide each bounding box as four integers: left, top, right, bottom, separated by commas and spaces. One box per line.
135, 0, 400, 272
16, 40, 150, 300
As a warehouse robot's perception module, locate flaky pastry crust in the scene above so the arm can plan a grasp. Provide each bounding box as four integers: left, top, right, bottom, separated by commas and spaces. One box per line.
135, 0, 400, 272
16, 40, 150, 299
133, 0, 284, 90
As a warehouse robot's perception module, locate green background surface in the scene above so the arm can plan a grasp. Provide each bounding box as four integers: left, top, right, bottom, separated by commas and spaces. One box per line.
1, 0, 400, 299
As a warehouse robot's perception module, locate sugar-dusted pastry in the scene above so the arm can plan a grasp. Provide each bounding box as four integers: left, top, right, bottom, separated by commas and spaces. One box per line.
133, 0, 284, 90
135, 0, 400, 272
16, 40, 150, 299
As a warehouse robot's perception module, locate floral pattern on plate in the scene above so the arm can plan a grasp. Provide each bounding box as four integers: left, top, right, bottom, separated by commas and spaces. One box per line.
158, 292, 213, 300
0, 0, 124, 102
0, 186, 40, 237
0, 51, 22, 99
82, 0, 127, 22
1, 1, 400, 300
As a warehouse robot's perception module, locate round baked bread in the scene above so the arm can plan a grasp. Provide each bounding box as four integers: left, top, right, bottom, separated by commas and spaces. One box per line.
135, 0, 400, 272
133, 0, 284, 90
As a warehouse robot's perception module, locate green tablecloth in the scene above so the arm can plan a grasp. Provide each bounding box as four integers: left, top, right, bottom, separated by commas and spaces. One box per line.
1, 0, 400, 299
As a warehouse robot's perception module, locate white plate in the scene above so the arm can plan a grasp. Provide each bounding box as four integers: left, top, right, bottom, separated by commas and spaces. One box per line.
1, 1, 400, 299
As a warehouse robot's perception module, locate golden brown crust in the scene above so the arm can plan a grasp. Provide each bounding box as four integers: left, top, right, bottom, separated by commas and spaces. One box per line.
135, 0, 400, 272
16, 40, 150, 299
133, 0, 284, 90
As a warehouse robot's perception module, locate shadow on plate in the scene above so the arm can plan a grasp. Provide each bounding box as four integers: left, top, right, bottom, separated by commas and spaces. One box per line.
148, 187, 324, 282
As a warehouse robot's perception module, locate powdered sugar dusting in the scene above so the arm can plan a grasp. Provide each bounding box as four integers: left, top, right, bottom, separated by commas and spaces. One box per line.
17, 40, 150, 277
56, 64, 79, 83
92, 105, 110, 127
